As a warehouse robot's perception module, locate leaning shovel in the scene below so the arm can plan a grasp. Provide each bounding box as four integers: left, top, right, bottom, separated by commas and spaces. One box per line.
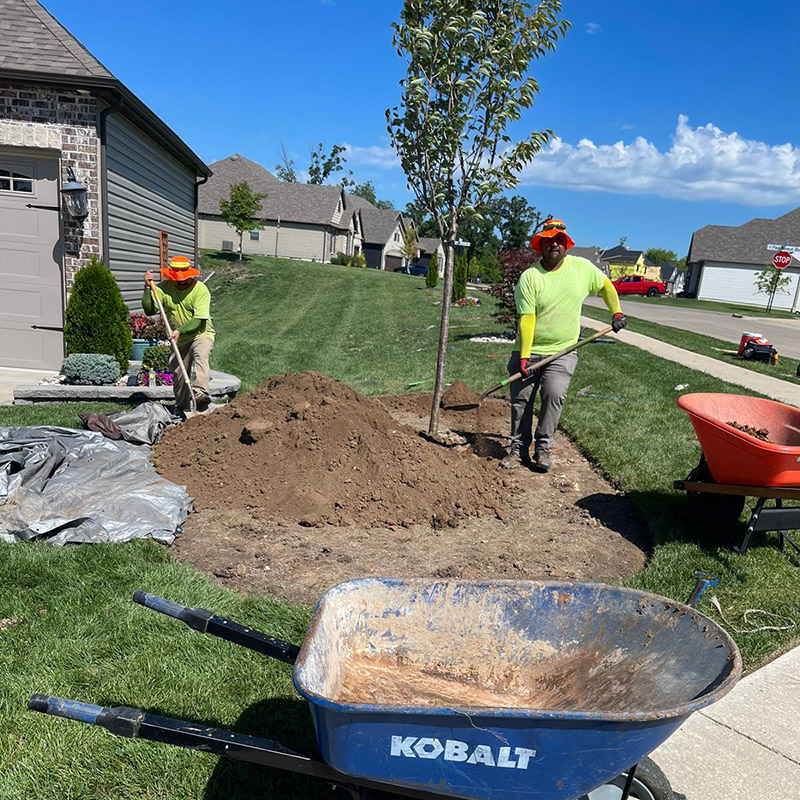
148, 280, 197, 415
478, 325, 614, 403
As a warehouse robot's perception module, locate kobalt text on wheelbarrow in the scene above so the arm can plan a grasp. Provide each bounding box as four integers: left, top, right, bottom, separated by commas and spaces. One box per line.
29, 578, 741, 800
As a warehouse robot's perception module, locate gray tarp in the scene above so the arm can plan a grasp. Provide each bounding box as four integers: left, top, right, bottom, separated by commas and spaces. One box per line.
0, 426, 191, 546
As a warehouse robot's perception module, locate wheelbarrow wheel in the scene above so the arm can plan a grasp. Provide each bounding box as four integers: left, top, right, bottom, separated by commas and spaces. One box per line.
587, 756, 681, 800
685, 455, 745, 538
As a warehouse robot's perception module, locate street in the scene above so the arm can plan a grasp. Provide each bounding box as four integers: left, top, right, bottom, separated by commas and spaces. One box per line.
584, 297, 800, 359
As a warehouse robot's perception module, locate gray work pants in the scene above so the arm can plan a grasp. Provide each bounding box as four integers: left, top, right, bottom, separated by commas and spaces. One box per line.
170, 337, 214, 412
507, 350, 578, 456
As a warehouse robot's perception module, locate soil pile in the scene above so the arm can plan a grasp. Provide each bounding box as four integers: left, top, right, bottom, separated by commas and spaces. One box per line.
440, 380, 479, 409
155, 372, 509, 528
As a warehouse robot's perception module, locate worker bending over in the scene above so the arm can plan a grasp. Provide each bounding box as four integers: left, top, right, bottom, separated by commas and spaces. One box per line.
501, 220, 627, 473
143, 255, 215, 414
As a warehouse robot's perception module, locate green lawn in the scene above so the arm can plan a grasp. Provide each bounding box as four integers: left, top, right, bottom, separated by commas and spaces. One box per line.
621, 292, 800, 320
582, 303, 800, 386
1, 252, 798, 800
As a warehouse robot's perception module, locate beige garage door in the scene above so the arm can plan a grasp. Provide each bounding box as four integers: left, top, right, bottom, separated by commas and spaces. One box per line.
0, 151, 64, 369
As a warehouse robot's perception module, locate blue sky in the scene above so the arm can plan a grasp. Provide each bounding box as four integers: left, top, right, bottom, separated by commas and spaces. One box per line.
44, 0, 800, 256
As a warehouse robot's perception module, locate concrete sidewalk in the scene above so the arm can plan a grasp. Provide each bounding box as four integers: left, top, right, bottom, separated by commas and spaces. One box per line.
580, 317, 800, 406
0, 367, 57, 405
651, 645, 800, 799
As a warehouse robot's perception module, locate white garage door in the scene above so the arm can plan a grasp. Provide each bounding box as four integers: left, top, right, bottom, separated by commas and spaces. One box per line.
0, 151, 64, 369
698, 261, 800, 310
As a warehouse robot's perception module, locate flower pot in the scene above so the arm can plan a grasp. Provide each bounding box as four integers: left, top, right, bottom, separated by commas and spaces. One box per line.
131, 338, 158, 360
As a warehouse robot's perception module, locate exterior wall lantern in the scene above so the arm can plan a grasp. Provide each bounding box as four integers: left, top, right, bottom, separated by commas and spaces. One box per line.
61, 165, 88, 219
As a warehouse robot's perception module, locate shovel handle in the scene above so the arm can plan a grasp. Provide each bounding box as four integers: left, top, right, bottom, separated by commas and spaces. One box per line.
478, 326, 614, 402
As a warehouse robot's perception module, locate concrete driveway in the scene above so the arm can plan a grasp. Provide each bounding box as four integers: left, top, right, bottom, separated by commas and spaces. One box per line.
0, 367, 57, 404
584, 297, 800, 358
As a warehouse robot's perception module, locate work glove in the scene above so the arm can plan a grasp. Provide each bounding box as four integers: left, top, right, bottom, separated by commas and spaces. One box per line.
612, 313, 628, 333
519, 357, 531, 376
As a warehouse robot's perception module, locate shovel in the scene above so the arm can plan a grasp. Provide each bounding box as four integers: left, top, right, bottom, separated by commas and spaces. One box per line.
148, 280, 197, 415
477, 325, 614, 403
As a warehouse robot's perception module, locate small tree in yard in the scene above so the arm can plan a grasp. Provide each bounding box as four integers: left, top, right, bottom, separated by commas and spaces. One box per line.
400, 227, 419, 265
452, 250, 468, 302
426, 251, 439, 288
755, 265, 792, 313
64, 257, 132, 372
489, 247, 539, 333
387, 0, 568, 434
219, 181, 266, 261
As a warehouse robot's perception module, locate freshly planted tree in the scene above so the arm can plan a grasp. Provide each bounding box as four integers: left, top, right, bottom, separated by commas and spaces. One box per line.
426, 251, 439, 287
754, 265, 792, 313
219, 181, 267, 261
63, 257, 132, 371
387, 0, 568, 434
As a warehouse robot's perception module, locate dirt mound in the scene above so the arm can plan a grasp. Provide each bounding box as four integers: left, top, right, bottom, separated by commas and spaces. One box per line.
154, 372, 509, 528
440, 380, 479, 409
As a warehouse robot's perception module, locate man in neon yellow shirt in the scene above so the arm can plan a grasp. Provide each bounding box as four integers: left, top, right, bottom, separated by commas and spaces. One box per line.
143, 255, 215, 413
501, 219, 627, 472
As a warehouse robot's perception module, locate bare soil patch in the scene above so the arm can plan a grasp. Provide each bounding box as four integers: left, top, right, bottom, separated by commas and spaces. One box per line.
162, 374, 647, 606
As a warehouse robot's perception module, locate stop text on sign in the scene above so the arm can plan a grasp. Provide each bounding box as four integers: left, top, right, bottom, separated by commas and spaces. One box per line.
773, 251, 792, 270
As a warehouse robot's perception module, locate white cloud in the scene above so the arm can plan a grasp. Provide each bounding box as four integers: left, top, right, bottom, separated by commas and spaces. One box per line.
344, 143, 400, 170
518, 115, 800, 205
620, 123, 636, 130
585, 22, 602, 35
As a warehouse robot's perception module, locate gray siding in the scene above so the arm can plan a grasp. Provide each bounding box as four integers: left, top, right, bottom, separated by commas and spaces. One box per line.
105, 113, 197, 308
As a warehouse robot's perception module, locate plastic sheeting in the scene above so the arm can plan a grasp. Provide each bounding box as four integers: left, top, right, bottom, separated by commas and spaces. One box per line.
0, 426, 192, 546
80, 402, 180, 446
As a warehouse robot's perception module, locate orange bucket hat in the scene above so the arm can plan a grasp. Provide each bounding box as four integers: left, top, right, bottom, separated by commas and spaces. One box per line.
161, 255, 200, 281
530, 219, 575, 254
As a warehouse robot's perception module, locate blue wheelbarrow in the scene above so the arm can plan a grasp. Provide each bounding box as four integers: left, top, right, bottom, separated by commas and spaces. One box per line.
28, 578, 740, 800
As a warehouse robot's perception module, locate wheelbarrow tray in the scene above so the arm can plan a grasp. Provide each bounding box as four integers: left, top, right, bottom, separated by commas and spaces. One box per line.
678, 393, 800, 487
293, 578, 740, 800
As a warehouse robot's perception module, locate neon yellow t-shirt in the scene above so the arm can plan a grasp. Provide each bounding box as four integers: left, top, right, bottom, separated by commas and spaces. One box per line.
514, 255, 606, 355
143, 281, 215, 342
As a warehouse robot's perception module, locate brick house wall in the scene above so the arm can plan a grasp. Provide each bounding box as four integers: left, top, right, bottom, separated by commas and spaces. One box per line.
0, 81, 101, 292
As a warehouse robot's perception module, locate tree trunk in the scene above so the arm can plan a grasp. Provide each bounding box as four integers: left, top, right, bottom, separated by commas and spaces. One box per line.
238, 231, 243, 262
428, 237, 456, 436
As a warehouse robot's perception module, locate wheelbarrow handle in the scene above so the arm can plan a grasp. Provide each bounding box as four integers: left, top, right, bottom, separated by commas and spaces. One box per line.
133, 591, 300, 665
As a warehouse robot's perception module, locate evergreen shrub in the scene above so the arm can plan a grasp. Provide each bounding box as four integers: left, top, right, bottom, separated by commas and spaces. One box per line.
426, 252, 438, 288
62, 353, 120, 385
64, 257, 132, 372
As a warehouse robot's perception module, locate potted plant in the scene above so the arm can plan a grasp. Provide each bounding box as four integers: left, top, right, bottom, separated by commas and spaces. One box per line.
128, 313, 166, 360
139, 345, 173, 387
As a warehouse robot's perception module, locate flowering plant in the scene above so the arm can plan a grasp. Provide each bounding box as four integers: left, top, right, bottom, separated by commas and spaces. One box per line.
128, 313, 167, 339
137, 370, 173, 387
454, 296, 481, 306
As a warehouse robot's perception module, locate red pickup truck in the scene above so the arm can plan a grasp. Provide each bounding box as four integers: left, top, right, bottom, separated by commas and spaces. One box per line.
612, 275, 666, 297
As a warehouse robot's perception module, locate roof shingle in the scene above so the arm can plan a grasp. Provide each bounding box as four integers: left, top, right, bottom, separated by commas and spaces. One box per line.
688, 208, 800, 266
0, 0, 113, 78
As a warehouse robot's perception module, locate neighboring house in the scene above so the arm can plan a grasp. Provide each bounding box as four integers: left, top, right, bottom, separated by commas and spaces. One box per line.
0, 0, 210, 369
416, 237, 445, 277
685, 208, 800, 310
597, 245, 658, 279
659, 262, 685, 295
198, 154, 362, 262
570, 246, 609, 277
359, 206, 411, 270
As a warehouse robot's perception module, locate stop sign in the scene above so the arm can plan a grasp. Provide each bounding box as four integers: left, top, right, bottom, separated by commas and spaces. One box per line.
773, 251, 792, 270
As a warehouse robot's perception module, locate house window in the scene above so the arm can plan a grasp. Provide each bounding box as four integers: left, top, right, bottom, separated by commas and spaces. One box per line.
249, 229, 260, 241
394, 231, 400, 242
330, 234, 336, 253
0, 166, 33, 193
